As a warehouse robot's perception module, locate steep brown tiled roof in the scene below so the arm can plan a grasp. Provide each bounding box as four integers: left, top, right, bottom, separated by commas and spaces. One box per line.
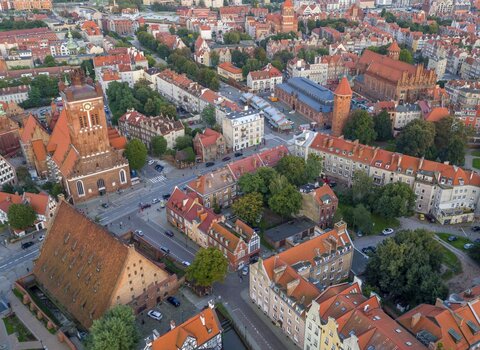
33, 201, 129, 328
335, 76, 352, 96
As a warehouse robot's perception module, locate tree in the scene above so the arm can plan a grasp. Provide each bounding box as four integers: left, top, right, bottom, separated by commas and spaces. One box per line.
238, 173, 267, 195
256, 167, 277, 194
186, 247, 228, 287
231, 50, 249, 67
16, 166, 31, 184
7, 204, 36, 230
344, 204, 373, 235
201, 106, 216, 127
305, 154, 322, 183
374, 110, 393, 141
268, 183, 302, 219
365, 229, 448, 306
276, 155, 308, 186
181, 147, 196, 163
396, 119, 435, 158
374, 182, 416, 219
210, 51, 220, 67
151, 136, 167, 157
43, 55, 57, 67
232, 192, 263, 226
268, 173, 290, 196
124, 139, 147, 170
223, 31, 241, 44
433, 116, 473, 166
175, 135, 193, 150
343, 110, 377, 145
87, 305, 139, 350
2, 183, 14, 194
399, 49, 414, 64
468, 243, 480, 264
350, 170, 376, 206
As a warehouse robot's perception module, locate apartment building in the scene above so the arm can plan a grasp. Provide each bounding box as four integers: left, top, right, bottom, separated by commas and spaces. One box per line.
217, 62, 243, 82
249, 221, 353, 349
193, 128, 226, 162
393, 103, 422, 132
222, 108, 264, 151
118, 110, 184, 150
299, 184, 338, 229
287, 58, 328, 85
445, 81, 480, 109
0, 85, 29, 104
293, 130, 480, 224
247, 64, 283, 93
304, 282, 425, 350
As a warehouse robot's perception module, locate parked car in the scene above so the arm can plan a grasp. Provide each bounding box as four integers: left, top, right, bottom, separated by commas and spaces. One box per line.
250, 256, 259, 264
362, 246, 376, 255
382, 228, 394, 236
241, 266, 249, 276
148, 160, 155, 165
147, 310, 163, 321
472, 226, 480, 232
464, 243, 474, 250
164, 230, 174, 237
448, 235, 458, 242
167, 296, 181, 307
205, 162, 215, 167
425, 214, 436, 223
101, 203, 109, 209
474, 238, 480, 244
135, 230, 144, 237
162, 194, 171, 200
21, 242, 34, 249
234, 152, 243, 157
38, 235, 45, 242
141, 204, 151, 210
182, 261, 191, 267
222, 156, 231, 162
152, 198, 160, 204
155, 164, 164, 171
161, 247, 170, 254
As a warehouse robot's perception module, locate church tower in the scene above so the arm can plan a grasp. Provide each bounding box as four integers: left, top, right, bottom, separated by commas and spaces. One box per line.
388, 41, 401, 61
332, 77, 352, 137
281, 0, 295, 33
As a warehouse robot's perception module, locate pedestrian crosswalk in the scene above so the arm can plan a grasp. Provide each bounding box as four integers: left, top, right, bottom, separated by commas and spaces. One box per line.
149, 175, 167, 184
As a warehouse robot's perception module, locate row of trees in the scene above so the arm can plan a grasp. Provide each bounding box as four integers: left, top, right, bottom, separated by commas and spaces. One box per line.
106, 80, 176, 123
233, 155, 322, 225
380, 9, 440, 34
0, 19, 47, 31
20, 75, 60, 109
342, 111, 472, 166
299, 18, 358, 34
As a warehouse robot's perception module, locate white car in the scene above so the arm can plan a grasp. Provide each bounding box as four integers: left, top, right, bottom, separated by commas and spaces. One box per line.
464, 243, 474, 250
148, 160, 155, 165
135, 230, 144, 237
382, 228, 394, 236
241, 266, 249, 276
38, 235, 45, 242
152, 198, 160, 204
182, 261, 191, 267
147, 310, 163, 321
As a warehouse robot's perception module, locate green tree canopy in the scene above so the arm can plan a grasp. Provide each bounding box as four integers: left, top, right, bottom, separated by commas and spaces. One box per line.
87, 305, 139, 350
343, 110, 377, 145
268, 183, 302, 219
7, 204, 36, 230
150, 136, 167, 157
432, 116, 473, 166
365, 229, 448, 306
124, 139, 147, 170
201, 106, 216, 127
175, 135, 193, 150
346, 204, 373, 235
238, 173, 267, 195
396, 119, 435, 158
373, 110, 393, 141
399, 49, 414, 64
305, 154, 322, 183
276, 155, 309, 186
374, 182, 416, 219
350, 170, 376, 206
232, 192, 263, 226
43, 55, 57, 67
186, 247, 228, 287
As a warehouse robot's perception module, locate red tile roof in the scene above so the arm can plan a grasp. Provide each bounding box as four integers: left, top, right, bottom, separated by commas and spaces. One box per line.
335, 76, 352, 96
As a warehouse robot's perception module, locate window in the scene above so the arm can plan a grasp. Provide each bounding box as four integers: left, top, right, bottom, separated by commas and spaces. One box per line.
119, 169, 127, 184
76, 181, 85, 196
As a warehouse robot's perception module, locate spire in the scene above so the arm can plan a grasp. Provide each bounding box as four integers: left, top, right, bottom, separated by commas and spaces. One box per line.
334, 77, 352, 96
64, 74, 70, 86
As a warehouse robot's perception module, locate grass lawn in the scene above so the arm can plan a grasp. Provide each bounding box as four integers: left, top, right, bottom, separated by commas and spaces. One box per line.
473, 158, 480, 170
471, 150, 480, 157
436, 232, 472, 251
438, 244, 462, 279
2, 315, 36, 342
337, 203, 400, 235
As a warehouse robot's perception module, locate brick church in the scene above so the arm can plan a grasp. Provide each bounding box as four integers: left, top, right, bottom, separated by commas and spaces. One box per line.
21, 69, 130, 203
354, 42, 437, 103
266, 0, 298, 34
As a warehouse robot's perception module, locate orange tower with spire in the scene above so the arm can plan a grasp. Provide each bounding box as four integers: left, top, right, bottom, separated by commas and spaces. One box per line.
388, 41, 401, 61
332, 77, 353, 137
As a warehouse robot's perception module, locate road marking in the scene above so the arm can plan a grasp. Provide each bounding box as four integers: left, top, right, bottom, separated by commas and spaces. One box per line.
231, 307, 274, 350
149, 175, 167, 184
0, 249, 39, 270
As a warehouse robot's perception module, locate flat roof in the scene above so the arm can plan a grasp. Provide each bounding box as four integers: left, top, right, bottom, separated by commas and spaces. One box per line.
276, 77, 334, 113
264, 216, 316, 242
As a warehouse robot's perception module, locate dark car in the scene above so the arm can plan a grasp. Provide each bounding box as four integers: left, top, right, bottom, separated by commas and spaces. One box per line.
474, 238, 480, 244
205, 162, 215, 167
234, 152, 243, 157
101, 203, 109, 209
141, 203, 151, 210
167, 296, 181, 307
361, 246, 376, 255
250, 255, 259, 264
425, 214, 436, 223
161, 247, 170, 254
222, 156, 231, 162
328, 181, 337, 188
162, 194, 171, 200
165, 230, 174, 237
448, 235, 458, 242
472, 226, 480, 232
21, 241, 34, 249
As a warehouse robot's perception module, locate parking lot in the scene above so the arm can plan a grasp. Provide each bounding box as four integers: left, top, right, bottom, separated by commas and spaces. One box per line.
135, 292, 199, 342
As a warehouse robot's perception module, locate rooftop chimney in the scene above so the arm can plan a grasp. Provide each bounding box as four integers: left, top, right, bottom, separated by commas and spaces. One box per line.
170, 320, 176, 330
200, 314, 206, 326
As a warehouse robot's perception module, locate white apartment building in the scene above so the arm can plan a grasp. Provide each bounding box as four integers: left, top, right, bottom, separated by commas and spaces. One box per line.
393, 103, 422, 132
293, 130, 480, 224
222, 108, 264, 151
0, 85, 29, 104
0, 155, 16, 186
287, 58, 328, 85
427, 56, 447, 80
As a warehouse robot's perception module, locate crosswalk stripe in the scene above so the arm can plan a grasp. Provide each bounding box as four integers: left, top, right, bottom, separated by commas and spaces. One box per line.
149, 175, 166, 183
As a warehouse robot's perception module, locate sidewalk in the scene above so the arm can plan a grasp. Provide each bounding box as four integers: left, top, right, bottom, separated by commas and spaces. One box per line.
8, 291, 70, 350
